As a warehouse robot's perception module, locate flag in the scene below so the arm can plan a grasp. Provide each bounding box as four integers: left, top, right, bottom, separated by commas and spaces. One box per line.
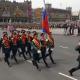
42, 8, 50, 35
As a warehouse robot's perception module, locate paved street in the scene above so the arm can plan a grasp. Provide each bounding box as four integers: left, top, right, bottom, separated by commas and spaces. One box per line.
0, 29, 80, 80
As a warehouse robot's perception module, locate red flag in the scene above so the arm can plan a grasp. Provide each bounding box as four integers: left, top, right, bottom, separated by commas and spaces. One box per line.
42, 8, 50, 35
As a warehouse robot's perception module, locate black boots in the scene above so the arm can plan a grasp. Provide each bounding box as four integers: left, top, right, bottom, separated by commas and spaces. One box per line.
69, 70, 73, 76
32, 60, 41, 71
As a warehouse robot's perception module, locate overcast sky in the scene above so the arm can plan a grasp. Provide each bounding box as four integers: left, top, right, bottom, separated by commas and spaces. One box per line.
10, 0, 80, 11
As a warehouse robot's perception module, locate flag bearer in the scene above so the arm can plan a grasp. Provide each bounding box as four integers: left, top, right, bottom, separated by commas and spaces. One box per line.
40, 33, 49, 68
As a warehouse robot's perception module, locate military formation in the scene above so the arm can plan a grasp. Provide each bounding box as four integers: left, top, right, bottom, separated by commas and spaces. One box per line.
0, 30, 55, 71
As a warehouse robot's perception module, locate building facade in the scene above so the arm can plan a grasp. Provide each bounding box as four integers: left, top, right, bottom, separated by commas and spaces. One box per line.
0, 2, 72, 29
34, 4, 72, 23
72, 11, 80, 21
0, 0, 32, 24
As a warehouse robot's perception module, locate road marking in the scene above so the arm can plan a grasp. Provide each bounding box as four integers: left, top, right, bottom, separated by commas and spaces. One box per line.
59, 45, 69, 49
58, 72, 78, 80
27, 60, 32, 63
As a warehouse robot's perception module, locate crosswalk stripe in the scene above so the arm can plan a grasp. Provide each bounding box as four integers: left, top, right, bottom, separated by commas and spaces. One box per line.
58, 72, 78, 80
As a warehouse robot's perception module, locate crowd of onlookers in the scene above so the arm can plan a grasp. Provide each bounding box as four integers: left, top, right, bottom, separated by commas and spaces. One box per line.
51, 21, 80, 35
62, 23, 80, 35
0, 20, 80, 35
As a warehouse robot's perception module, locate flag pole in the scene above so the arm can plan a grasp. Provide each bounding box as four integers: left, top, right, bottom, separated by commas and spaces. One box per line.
43, 0, 45, 4
43, 0, 46, 8
43, 0, 48, 39
43, 0, 52, 39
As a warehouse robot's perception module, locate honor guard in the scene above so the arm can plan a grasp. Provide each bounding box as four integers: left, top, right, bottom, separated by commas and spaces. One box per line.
31, 32, 41, 71
26, 31, 33, 58
40, 33, 49, 68
10, 32, 18, 64
2, 32, 11, 67
46, 34, 56, 64
19, 30, 27, 60
16, 30, 21, 56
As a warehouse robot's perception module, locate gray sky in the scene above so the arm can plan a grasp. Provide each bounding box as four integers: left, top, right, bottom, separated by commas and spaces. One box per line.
10, 0, 80, 11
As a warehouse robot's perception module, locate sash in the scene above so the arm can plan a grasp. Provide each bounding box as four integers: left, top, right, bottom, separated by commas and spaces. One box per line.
28, 35, 33, 41
12, 36, 18, 45
32, 38, 41, 49
21, 34, 27, 44
3, 37, 10, 48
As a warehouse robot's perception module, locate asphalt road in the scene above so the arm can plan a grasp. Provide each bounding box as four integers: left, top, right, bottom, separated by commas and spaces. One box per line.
0, 30, 80, 80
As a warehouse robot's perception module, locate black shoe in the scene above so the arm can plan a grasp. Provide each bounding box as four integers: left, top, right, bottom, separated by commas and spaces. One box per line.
16, 61, 19, 64
52, 62, 56, 64
51, 60, 56, 64
11, 55, 13, 59
38, 60, 40, 63
24, 58, 28, 61
69, 70, 73, 76
38, 68, 41, 71
8, 64, 12, 67
32, 60, 34, 65
46, 66, 50, 68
